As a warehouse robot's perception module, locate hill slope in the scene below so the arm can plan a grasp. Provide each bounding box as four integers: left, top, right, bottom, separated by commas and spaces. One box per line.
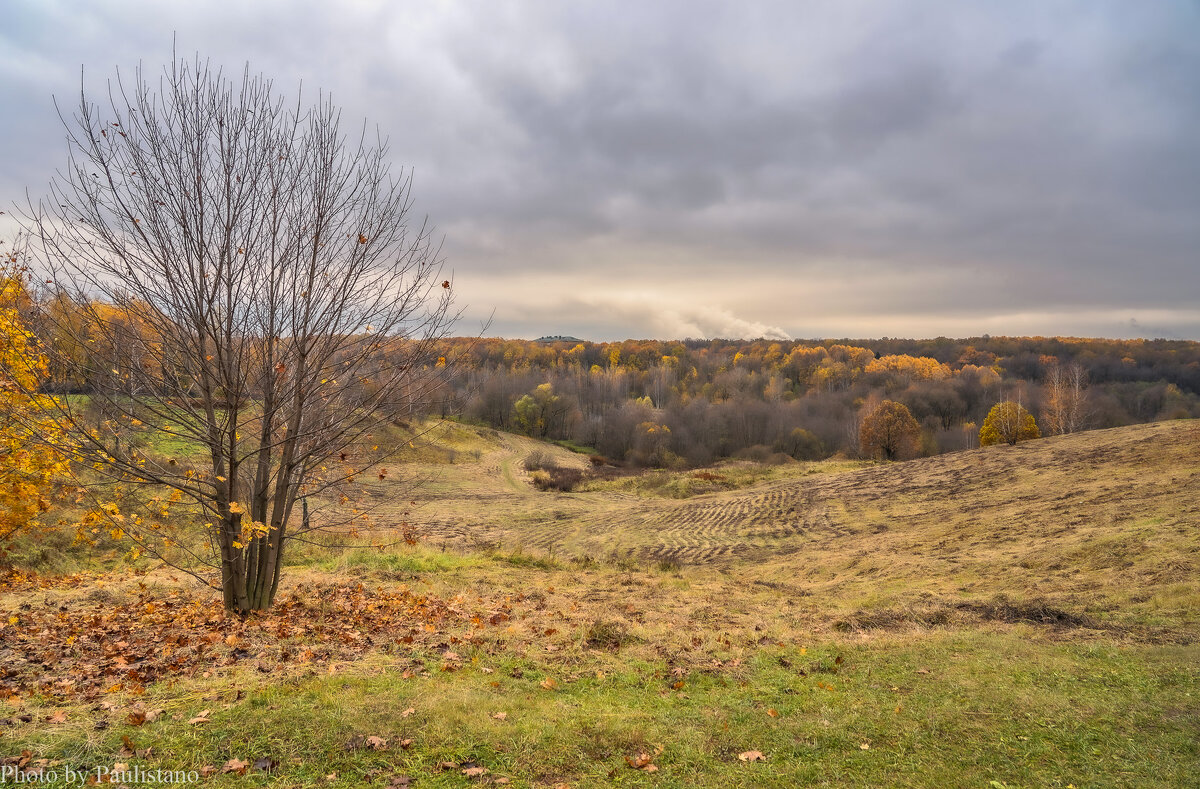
400, 420, 1197, 626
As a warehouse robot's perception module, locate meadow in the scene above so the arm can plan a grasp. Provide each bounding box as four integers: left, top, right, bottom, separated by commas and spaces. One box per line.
2, 420, 1197, 787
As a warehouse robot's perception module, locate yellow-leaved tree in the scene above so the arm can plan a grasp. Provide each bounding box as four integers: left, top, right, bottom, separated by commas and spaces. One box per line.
860, 399, 922, 461
979, 401, 1040, 446
0, 270, 67, 542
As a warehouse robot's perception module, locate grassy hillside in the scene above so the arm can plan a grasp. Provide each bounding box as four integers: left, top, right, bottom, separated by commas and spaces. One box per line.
1, 421, 1197, 787
386, 420, 1199, 627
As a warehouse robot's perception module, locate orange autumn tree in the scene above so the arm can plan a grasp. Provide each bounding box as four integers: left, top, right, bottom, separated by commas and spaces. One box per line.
859, 399, 921, 461
0, 270, 66, 543
864, 354, 952, 381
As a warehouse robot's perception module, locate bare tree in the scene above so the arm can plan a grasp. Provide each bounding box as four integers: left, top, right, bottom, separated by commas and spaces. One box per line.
1043, 361, 1090, 435
13, 56, 456, 612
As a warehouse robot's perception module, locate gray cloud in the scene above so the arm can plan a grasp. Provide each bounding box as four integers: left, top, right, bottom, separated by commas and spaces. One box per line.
2, 0, 1198, 340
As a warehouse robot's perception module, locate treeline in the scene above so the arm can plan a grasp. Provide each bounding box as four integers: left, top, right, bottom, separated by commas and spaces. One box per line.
424, 336, 1200, 466
13, 286, 1199, 469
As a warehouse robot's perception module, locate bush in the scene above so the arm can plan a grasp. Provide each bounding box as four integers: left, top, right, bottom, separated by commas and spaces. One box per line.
523, 450, 553, 471
733, 444, 774, 462
781, 427, 825, 460
530, 466, 584, 492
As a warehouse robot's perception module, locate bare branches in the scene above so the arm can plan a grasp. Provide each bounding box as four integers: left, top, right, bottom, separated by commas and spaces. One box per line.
11, 54, 457, 611
1043, 361, 1090, 436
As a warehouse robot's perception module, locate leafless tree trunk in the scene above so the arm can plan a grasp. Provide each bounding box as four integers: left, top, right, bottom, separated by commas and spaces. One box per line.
13, 55, 456, 612
1043, 361, 1090, 435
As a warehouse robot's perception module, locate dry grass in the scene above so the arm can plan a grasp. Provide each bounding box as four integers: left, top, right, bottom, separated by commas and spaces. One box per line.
3, 419, 1198, 787
347, 420, 1200, 631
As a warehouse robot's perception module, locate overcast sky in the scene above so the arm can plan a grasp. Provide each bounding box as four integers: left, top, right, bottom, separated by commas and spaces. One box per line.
3, 1, 1198, 341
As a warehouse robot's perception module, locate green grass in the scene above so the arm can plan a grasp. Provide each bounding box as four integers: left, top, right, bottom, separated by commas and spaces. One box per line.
304, 544, 564, 576
553, 439, 599, 456
8, 632, 1196, 788
137, 428, 209, 460
313, 546, 484, 576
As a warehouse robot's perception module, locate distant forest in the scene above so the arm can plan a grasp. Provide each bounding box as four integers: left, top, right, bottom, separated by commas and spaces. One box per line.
21, 294, 1199, 470
425, 336, 1200, 467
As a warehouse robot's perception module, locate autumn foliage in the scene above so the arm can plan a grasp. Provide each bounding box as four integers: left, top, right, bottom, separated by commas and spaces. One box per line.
0, 572, 514, 701
979, 401, 1040, 446
0, 273, 66, 543
859, 400, 921, 461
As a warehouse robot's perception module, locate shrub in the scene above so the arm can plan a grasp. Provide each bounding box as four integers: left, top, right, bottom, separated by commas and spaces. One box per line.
781, 427, 825, 460
733, 444, 774, 462
523, 450, 553, 471
530, 466, 584, 492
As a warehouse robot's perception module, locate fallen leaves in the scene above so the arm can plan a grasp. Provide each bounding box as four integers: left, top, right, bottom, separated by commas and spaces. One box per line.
625, 744, 664, 772
738, 750, 766, 762
118, 734, 153, 759
539, 677, 558, 691
187, 709, 211, 725
0, 580, 516, 701
125, 707, 162, 726
346, 734, 390, 752
195, 756, 276, 776
432, 760, 493, 780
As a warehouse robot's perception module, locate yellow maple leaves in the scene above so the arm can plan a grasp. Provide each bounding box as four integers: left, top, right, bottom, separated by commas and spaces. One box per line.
0, 273, 68, 539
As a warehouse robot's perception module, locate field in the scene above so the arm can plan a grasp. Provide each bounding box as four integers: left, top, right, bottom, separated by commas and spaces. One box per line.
2, 420, 1198, 787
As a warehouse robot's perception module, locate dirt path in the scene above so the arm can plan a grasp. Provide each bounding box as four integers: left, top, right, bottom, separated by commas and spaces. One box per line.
499, 455, 525, 493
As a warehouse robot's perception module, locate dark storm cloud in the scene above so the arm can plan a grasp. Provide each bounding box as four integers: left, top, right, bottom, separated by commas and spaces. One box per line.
2, 1, 1198, 339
